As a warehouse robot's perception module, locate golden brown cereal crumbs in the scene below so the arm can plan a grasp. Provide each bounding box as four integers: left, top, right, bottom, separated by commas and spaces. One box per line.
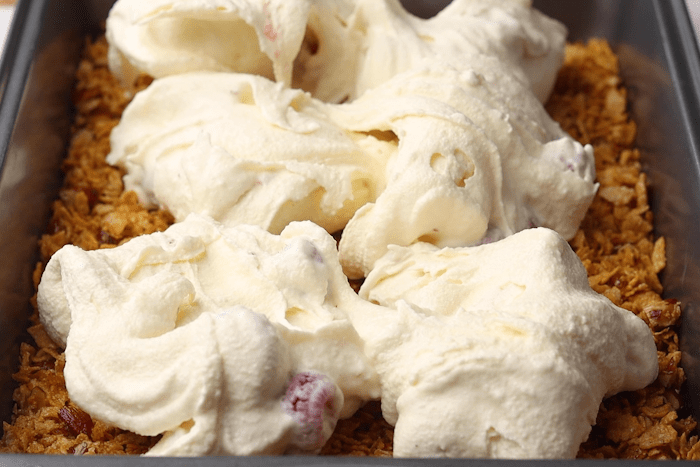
1, 347, 158, 455
0, 36, 163, 456
546, 39, 699, 459
320, 402, 393, 456
1, 36, 698, 459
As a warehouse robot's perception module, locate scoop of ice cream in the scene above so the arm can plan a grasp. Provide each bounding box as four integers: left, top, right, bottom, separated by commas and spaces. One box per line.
106, 0, 591, 277
336, 60, 597, 278
106, 72, 386, 235
108, 61, 596, 279
350, 228, 658, 458
324, 0, 566, 103
106, 0, 312, 88
37, 214, 379, 455
106, 0, 565, 103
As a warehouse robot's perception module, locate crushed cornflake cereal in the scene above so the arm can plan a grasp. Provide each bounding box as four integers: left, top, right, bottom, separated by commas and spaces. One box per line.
0, 37, 164, 455
320, 401, 394, 456
0, 36, 698, 459
547, 38, 699, 460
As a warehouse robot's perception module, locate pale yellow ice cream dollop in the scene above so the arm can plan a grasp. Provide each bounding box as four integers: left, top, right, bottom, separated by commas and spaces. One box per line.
106, 0, 597, 279
37, 221, 658, 457
106, 0, 566, 103
37, 214, 380, 456
354, 228, 658, 458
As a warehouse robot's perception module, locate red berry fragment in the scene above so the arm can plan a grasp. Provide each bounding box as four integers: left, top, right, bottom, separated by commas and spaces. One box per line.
281, 371, 339, 451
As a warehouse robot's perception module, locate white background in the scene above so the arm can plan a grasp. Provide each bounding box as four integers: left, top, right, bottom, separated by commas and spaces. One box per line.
0, 4, 12, 52
687, 0, 700, 43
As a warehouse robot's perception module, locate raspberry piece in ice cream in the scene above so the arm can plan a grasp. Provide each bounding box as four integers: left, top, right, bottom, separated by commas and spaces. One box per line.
282, 371, 343, 452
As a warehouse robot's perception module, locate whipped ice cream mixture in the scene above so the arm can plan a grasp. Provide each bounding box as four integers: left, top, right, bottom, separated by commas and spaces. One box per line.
355, 228, 658, 458
106, 0, 565, 102
37, 214, 379, 455
107, 72, 383, 236
35, 0, 659, 459
334, 58, 596, 277
106, 0, 598, 278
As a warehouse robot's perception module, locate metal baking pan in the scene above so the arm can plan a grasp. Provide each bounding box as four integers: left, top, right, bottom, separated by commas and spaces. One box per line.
1, 0, 699, 464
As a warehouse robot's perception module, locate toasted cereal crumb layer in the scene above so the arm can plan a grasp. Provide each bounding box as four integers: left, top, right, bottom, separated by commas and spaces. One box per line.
1, 36, 698, 459
0, 37, 165, 455
547, 39, 700, 460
